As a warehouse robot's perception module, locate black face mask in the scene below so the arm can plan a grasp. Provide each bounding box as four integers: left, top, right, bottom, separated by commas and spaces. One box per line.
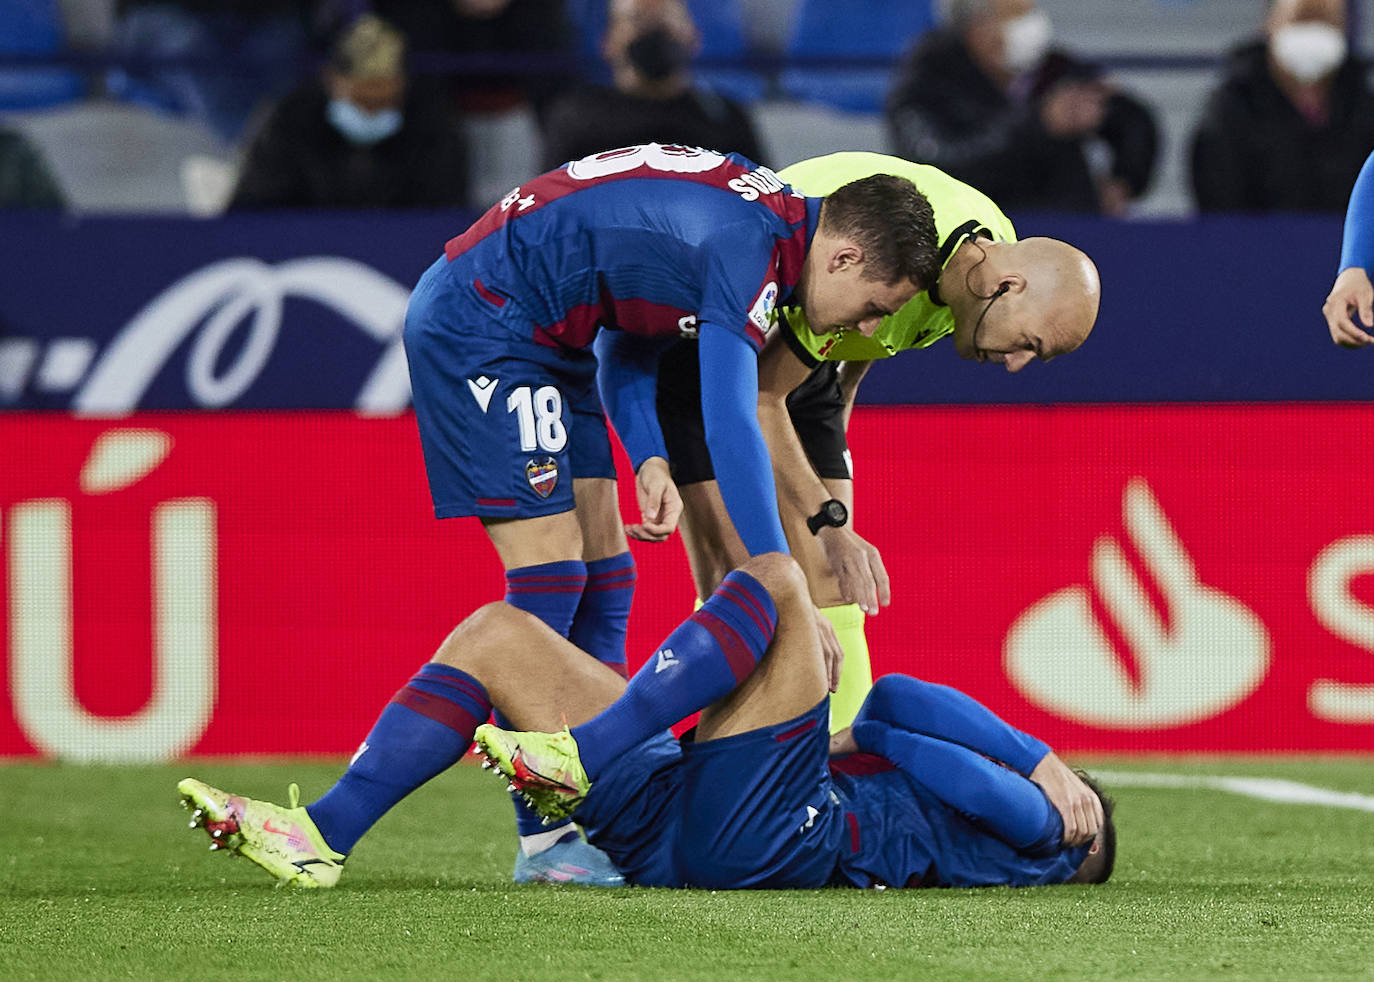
625, 28, 690, 81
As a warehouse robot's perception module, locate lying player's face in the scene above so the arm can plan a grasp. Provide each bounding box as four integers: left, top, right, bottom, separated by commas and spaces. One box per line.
804, 265, 918, 338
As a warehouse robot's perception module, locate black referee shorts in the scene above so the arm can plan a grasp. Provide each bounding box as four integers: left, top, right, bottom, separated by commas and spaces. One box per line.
655, 337, 851, 486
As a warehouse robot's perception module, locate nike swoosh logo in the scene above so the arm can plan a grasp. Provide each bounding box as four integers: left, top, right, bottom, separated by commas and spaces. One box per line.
262, 819, 295, 838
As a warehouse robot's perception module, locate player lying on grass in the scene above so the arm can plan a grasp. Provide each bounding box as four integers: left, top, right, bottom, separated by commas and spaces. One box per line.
178, 553, 1113, 889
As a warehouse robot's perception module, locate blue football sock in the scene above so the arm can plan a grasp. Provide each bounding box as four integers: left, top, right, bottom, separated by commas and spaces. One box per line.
851, 719, 1062, 853
504, 559, 588, 637
503, 558, 587, 836
569, 552, 636, 678
852, 674, 1049, 776
307, 662, 490, 854
572, 569, 777, 779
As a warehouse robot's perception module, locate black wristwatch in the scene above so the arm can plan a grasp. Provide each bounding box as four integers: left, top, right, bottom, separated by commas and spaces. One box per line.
806, 498, 849, 535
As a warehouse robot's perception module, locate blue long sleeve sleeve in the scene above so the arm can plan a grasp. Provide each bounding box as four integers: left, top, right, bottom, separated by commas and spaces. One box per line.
851, 720, 1062, 854
852, 675, 1049, 777
1340, 150, 1374, 273
595, 329, 671, 470
698, 326, 789, 556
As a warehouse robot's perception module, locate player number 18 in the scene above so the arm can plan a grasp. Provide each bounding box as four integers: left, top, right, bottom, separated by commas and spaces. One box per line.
506, 385, 568, 453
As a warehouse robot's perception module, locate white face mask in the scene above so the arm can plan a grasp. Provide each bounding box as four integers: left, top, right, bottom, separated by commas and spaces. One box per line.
1271, 21, 1347, 84
1001, 10, 1052, 75
327, 98, 403, 145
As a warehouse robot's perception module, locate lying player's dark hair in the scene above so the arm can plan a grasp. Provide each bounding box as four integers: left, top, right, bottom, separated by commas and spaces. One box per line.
821, 174, 941, 291
1069, 770, 1117, 885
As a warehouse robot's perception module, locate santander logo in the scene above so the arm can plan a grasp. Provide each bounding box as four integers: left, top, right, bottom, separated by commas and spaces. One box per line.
1004, 478, 1271, 729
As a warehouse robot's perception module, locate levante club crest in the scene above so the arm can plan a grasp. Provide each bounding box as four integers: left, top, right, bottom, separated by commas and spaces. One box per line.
525, 457, 558, 498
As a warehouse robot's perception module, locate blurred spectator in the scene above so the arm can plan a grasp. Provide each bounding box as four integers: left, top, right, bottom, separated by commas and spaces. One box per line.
371, 0, 574, 124
228, 14, 469, 211
107, 1, 313, 143
0, 125, 66, 209
540, 0, 765, 171
886, 0, 1158, 215
1191, 0, 1374, 213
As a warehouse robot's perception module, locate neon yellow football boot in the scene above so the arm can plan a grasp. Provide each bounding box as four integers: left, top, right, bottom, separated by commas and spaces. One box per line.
177, 778, 346, 888
475, 724, 591, 822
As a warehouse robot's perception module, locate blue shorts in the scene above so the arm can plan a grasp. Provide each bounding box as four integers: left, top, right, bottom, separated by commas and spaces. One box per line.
403, 256, 616, 520
678, 697, 845, 889
575, 730, 684, 888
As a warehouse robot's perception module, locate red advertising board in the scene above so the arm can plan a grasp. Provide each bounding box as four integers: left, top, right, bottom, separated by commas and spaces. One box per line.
3, 406, 1373, 759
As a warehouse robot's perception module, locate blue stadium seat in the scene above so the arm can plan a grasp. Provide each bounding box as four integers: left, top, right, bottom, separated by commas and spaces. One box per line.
0, 0, 85, 110
564, 0, 765, 103
780, 0, 935, 114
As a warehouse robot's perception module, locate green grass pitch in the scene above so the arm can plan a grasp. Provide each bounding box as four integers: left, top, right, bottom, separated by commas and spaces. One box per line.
3, 756, 1373, 981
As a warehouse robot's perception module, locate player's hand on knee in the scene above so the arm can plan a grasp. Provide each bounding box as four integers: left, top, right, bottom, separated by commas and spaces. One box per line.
816, 527, 891, 615
813, 605, 844, 692
1323, 267, 1374, 348
628, 457, 683, 542
1029, 751, 1103, 846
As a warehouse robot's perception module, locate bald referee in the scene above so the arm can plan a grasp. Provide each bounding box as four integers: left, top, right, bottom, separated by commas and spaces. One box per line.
650, 152, 1102, 729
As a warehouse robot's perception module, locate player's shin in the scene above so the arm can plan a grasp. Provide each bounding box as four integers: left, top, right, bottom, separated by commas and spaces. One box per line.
820, 603, 872, 731
570, 568, 778, 778
306, 662, 491, 854
569, 552, 636, 678
502, 558, 588, 837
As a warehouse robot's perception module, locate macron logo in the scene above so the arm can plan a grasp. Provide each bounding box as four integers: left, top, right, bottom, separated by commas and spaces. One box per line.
654, 648, 678, 673
800, 805, 820, 832
467, 376, 498, 412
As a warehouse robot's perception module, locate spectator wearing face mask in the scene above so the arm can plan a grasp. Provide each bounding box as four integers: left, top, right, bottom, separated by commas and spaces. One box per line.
228, 13, 470, 211
1190, 0, 1374, 213
886, 0, 1158, 215
539, 0, 765, 171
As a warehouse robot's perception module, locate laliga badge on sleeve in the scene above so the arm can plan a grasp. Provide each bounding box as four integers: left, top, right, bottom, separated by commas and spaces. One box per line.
525, 457, 559, 498
748, 281, 779, 334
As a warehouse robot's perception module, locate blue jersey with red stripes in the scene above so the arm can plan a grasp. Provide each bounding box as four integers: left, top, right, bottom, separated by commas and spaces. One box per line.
828, 755, 1090, 889
442, 144, 818, 353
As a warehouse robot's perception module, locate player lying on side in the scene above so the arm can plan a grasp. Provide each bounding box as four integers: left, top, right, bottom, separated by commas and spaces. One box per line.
178, 553, 1113, 890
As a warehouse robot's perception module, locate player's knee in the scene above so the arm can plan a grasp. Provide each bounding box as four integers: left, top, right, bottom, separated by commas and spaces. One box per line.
738, 552, 808, 611
431, 601, 523, 669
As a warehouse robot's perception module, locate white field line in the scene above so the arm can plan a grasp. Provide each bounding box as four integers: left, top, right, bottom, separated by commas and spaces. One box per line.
1094, 771, 1374, 813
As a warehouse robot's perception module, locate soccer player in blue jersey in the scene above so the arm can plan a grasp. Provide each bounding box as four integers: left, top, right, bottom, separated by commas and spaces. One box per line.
399, 143, 940, 882
177, 552, 1111, 891
1324, 149, 1374, 348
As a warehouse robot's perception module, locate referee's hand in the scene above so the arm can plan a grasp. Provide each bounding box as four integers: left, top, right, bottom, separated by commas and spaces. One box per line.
815, 526, 892, 615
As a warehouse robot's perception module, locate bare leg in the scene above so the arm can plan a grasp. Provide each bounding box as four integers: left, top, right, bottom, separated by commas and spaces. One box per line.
677, 480, 747, 601
433, 602, 626, 730
573, 477, 630, 563
483, 509, 585, 569
694, 554, 828, 741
